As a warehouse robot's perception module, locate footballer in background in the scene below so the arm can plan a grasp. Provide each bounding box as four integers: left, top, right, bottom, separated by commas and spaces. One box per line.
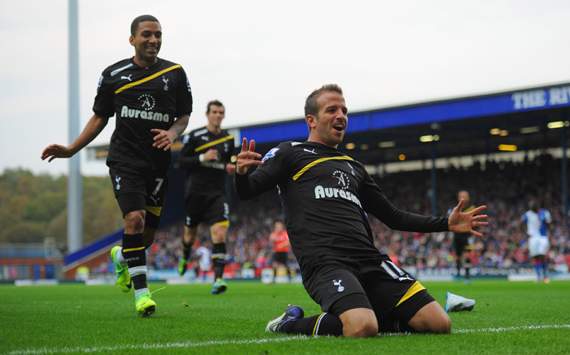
194, 239, 212, 282
270, 220, 292, 282
448, 190, 476, 282
177, 100, 235, 295
522, 200, 552, 283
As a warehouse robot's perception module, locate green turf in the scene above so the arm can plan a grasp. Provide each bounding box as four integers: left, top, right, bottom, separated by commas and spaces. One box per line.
1, 281, 570, 354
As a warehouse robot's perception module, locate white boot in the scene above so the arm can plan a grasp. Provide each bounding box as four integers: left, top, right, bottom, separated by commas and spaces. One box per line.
445, 291, 475, 312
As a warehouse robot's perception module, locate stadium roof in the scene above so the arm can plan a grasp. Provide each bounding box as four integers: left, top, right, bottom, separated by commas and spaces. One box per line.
240, 81, 570, 164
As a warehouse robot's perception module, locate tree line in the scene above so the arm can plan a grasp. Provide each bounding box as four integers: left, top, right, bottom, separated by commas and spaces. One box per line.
0, 169, 123, 251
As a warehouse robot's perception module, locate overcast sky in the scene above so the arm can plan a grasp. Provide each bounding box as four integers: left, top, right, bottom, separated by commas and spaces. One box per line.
2, 0, 570, 176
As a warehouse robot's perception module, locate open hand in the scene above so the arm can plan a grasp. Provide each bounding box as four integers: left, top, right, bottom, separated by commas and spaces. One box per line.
448, 199, 488, 237
41, 144, 73, 162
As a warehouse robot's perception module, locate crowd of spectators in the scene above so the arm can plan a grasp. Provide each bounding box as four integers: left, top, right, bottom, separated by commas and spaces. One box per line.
148, 154, 570, 276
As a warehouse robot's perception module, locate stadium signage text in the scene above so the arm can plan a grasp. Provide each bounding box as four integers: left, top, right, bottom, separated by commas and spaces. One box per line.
512, 86, 570, 110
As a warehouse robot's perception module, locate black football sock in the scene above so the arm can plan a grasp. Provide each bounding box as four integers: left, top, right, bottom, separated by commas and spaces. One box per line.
279, 313, 343, 336
122, 233, 148, 293
182, 240, 193, 260
212, 242, 227, 280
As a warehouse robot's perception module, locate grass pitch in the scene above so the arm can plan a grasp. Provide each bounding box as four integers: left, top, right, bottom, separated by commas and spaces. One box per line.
2, 280, 570, 354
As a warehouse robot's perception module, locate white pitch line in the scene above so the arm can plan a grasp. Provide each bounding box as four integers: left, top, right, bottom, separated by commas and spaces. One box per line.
455, 324, 570, 334
6, 324, 570, 355
5, 336, 311, 355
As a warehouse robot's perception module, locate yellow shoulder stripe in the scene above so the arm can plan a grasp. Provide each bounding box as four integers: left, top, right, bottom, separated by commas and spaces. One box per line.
114, 64, 182, 94
396, 281, 426, 307
292, 156, 353, 181
195, 135, 234, 152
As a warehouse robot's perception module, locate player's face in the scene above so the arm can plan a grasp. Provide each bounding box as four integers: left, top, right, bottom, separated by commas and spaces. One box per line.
308, 91, 348, 147
130, 21, 162, 64
207, 105, 225, 129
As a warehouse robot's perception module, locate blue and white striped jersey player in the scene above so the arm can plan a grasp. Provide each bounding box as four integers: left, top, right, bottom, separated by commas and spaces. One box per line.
521, 200, 552, 283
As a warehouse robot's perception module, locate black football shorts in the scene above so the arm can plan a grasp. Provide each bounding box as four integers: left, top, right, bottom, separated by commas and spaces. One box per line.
109, 166, 168, 217
184, 192, 229, 227
304, 259, 434, 332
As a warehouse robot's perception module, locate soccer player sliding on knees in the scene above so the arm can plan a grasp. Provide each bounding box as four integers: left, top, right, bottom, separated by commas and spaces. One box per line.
235, 84, 488, 337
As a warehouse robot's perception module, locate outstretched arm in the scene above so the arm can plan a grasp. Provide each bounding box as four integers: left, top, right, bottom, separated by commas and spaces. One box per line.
41, 114, 109, 162
361, 172, 487, 235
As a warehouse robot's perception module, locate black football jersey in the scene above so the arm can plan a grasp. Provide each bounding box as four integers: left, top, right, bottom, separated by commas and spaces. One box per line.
236, 141, 448, 279
178, 127, 235, 195
93, 57, 193, 172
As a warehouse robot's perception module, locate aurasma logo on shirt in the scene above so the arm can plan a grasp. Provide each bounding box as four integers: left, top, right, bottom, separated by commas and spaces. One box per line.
119, 105, 170, 123
313, 185, 362, 208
